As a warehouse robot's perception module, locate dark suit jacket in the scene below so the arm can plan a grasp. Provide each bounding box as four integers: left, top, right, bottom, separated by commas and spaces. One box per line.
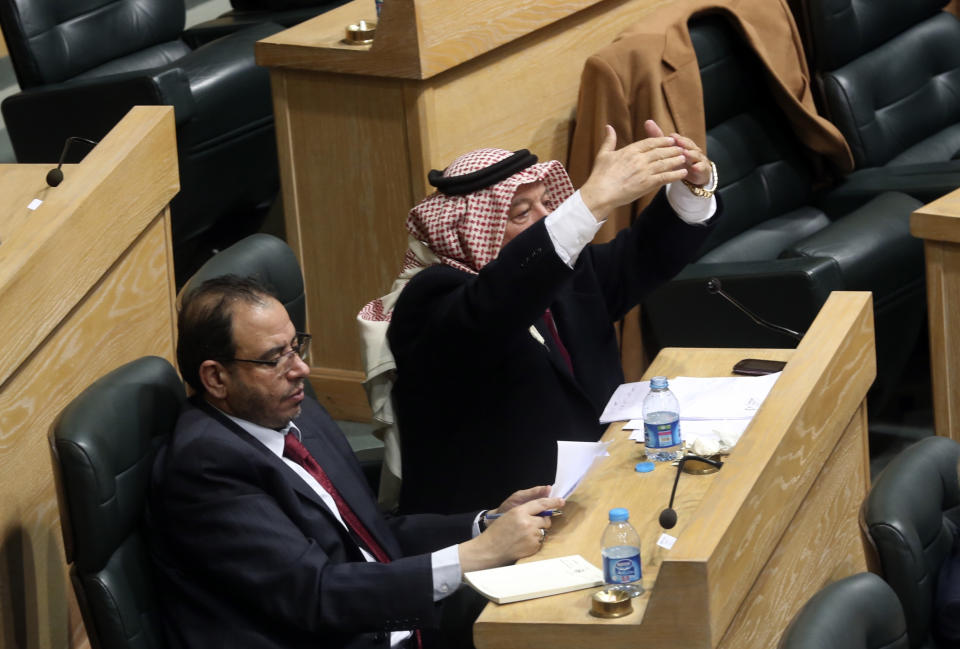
387, 190, 715, 515
936, 532, 960, 648
147, 397, 476, 649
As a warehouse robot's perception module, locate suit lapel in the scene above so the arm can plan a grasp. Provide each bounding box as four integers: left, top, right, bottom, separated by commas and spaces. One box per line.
192, 399, 374, 557
661, 14, 707, 150
297, 412, 403, 560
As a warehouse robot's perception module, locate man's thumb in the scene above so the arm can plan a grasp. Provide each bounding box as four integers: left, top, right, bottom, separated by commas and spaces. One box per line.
598, 124, 617, 153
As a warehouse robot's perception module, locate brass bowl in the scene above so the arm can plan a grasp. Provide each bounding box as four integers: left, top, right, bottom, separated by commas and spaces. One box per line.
590, 588, 633, 618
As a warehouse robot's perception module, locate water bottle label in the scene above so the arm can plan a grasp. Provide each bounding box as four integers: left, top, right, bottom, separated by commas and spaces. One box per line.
603, 554, 642, 584
644, 418, 680, 449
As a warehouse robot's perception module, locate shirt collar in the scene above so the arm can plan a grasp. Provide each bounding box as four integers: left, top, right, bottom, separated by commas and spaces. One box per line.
217, 407, 301, 459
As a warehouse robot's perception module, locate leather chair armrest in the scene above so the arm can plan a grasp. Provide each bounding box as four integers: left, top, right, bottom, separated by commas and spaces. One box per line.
822, 161, 960, 213
182, 16, 275, 47
784, 191, 924, 302
1, 68, 195, 163
642, 257, 843, 352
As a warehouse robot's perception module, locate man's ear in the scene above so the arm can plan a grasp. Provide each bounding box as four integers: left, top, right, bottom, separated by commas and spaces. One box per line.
199, 360, 230, 399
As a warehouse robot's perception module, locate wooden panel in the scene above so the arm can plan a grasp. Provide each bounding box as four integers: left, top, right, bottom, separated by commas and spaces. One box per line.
256, 0, 673, 79
272, 70, 414, 376
0, 215, 176, 649
911, 188, 960, 442
717, 403, 869, 649
911, 187, 960, 243
662, 293, 874, 647
475, 292, 875, 649
410, 0, 671, 191
0, 107, 179, 390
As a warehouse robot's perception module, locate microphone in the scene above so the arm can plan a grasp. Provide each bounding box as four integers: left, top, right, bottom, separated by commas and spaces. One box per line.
660, 454, 724, 529
706, 278, 804, 343
46, 137, 98, 187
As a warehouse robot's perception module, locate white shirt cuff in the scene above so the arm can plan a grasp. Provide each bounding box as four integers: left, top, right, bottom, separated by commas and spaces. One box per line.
431, 545, 462, 602
665, 177, 717, 225
544, 190, 604, 268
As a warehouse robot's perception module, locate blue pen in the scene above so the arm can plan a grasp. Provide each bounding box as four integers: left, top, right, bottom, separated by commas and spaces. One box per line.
484, 510, 562, 520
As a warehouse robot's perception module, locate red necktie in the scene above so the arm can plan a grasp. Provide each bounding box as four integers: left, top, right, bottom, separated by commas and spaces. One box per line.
283, 433, 424, 649
543, 308, 574, 375
283, 433, 391, 563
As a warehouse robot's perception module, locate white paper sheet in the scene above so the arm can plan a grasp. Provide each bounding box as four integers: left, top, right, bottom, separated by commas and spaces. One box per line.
550, 440, 610, 499
600, 373, 781, 423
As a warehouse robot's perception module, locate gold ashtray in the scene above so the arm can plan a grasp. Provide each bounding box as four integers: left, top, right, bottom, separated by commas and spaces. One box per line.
590, 588, 633, 618
343, 20, 376, 45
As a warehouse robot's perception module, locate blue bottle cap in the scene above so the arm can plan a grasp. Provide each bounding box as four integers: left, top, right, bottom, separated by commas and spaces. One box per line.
608, 507, 629, 522
650, 376, 668, 389
635, 461, 655, 473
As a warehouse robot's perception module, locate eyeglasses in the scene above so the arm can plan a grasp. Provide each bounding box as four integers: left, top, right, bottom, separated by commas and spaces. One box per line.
225, 332, 311, 372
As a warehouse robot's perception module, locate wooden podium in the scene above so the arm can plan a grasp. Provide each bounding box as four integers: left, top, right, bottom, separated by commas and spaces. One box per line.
0, 106, 179, 649
911, 187, 960, 443
256, 0, 679, 419
474, 291, 875, 649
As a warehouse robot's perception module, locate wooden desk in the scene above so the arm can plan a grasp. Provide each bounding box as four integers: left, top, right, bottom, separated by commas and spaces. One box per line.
256, 0, 683, 420
0, 107, 179, 649
911, 187, 960, 443
475, 291, 874, 649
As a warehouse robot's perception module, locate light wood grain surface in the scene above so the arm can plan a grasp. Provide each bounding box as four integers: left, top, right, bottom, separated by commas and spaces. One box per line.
911, 186, 960, 442
0, 107, 179, 649
264, 0, 674, 419
474, 292, 874, 649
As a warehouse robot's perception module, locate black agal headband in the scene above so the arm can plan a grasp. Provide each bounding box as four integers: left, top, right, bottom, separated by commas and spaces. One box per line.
427, 150, 539, 196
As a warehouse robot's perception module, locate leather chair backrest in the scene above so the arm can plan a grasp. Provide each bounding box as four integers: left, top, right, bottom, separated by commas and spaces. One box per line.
690, 14, 823, 259
51, 356, 185, 649
799, 0, 947, 71
0, 0, 186, 87
778, 572, 909, 649
863, 436, 960, 649
180, 233, 307, 334
798, 0, 960, 167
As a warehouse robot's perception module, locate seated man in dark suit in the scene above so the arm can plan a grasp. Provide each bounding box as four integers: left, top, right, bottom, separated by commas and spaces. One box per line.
148, 276, 562, 649
359, 121, 720, 514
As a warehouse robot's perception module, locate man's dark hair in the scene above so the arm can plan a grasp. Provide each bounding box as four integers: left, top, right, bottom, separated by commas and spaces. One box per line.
177, 275, 278, 393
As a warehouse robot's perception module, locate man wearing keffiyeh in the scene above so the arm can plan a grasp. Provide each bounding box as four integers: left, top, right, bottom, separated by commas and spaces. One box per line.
358, 121, 720, 514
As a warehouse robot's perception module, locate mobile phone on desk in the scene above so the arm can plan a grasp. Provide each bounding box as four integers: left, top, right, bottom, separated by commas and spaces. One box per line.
732, 358, 786, 376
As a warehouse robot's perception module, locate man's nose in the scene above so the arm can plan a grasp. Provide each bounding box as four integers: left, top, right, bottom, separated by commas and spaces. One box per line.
288, 353, 310, 377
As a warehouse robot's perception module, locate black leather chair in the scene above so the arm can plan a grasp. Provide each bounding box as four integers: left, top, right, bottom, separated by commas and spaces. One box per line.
790, 0, 960, 206
0, 0, 285, 282
641, 14, 926, 407
179, 233, 384, 491
778, 572, 909, 649
863, 435, 960, 649
50, 356, 185, 649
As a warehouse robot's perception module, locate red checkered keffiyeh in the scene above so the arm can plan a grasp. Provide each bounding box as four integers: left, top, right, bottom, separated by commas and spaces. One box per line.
356, 148, 576, 488
403, 148, 574, 275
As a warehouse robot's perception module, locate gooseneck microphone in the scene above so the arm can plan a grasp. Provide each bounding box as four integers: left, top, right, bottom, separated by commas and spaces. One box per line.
46, 137, 98, 187
660, 454, 724, 529
706, 277, 804, 343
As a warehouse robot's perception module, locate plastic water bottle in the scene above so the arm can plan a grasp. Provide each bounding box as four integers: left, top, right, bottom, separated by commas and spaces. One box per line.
643, 375, 681, 462
601, 507, 644, 597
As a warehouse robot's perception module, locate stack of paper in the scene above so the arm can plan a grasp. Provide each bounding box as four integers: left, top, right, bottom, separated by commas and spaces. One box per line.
598, 373, 781, 451
464, 555, 604, 604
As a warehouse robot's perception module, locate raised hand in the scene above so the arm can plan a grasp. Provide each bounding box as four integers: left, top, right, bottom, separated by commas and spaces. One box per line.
579, 123, 687, 221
